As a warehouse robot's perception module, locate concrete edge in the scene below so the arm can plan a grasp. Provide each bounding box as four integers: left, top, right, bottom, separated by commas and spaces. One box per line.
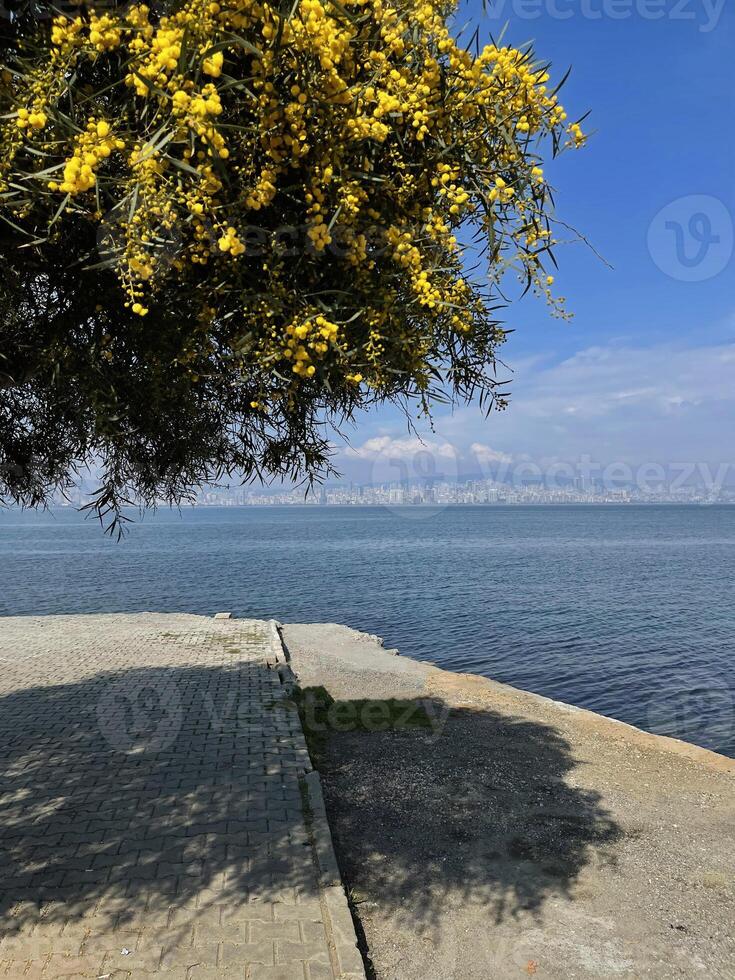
267, 618, 287, 663
267, 619, 299, 695
270, 622, 367, 980
303, 771, 343, 889
425, 665, 735, 774
303, 771, 367, 978
278, 618, 734, 773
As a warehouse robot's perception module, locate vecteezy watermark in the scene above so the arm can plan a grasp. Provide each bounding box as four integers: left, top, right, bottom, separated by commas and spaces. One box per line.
361, 432, 462, 520
1, 0, 726, 30
481, 456, 735, 498
96, 672, 184, 753
97, 200, 186, 277
645, 669, 734, 752
348, 445, 735, 507
0, 0, 151, 22
648, 195, 734, 282
484, 0, 726, 33
96, 212, 391, 271
298, 688, 451, 741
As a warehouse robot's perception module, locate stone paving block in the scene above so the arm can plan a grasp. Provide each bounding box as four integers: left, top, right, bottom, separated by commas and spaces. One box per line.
5, 961, 49, 980
159, 942, 218, 969
272, 900, 323, 923
186, 967, 247, 980
220, 902, 275, 924
190, 922, 247, 945
0, 614, 365, 980
104, 942, 164, 973
275, 941, 331, 966
80, 928, 143, 953
1, 933, 74, 958
298, 922, 327, 945
126, 971, 188, 980
305, 967, 332, 980
221, 940, 275, 966
249, 921, 300, 943
167, 908, 220, 931
249, 966, 307, 980
43, 952, 107, 976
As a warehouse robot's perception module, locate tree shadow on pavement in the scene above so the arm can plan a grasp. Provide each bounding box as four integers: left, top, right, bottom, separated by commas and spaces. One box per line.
0, 662, 316, 965
316, 697, 623, 929
0, 662, 623, 974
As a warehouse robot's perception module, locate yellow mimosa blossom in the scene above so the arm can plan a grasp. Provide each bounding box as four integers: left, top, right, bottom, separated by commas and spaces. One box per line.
1, 0, 586, 403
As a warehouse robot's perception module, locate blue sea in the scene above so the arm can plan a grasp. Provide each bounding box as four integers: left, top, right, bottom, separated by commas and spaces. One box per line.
1, 504, 734, 757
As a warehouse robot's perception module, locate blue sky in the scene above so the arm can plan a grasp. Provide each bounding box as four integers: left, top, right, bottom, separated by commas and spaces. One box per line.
337, 0, 735, 483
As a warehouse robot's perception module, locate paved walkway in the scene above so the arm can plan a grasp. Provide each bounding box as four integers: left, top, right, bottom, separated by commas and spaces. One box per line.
0, 614, 364, 980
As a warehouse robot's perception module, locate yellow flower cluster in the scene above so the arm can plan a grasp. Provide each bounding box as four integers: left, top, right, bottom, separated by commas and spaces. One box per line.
1, 0, 586, 403
283, 315, 341, 377
218, 227, 246, 256
244, 169, 277, 211
48, 120, 124, 195
202, 50, 224, 78
569, 122, 587, 147
50, 15, 85, 55
127, 23, 183, 95
15, 107, 47, 130
88, 13, 123, 53
171, 83, 228, 157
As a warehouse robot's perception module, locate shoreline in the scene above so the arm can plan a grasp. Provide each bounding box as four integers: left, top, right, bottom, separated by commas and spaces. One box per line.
281, 621, 735, 980
1, 609, 732, 765
424, 658, 735, 772
3, 506, 732, 769
279, 620, 735, 771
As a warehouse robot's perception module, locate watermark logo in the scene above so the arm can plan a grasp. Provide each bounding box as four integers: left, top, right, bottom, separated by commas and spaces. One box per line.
484, 0, 726, 33
645, 669, 734, 752
0, 0, 155, 22
97, 200, 187, 278
358, 433, 461, 519
2, 0, 726, 30
95, 211, 391, 273
648, 195, 733, 282
252, 450, 735, 506
96, 672, 184, 753
298, 687, 451, 740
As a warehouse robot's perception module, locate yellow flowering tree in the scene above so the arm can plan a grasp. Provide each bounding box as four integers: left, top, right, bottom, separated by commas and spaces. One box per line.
0, 0, 585, 523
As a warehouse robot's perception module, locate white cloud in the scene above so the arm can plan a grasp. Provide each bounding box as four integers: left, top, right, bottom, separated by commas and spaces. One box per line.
338, 433, 462, 484
470, 443, 514, 465
445, 338, 735, 465
344, 435, 457, 461
339, 337, 735, 471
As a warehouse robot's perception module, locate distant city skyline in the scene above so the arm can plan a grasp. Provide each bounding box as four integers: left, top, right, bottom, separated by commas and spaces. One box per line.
52, 471, 735, 510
